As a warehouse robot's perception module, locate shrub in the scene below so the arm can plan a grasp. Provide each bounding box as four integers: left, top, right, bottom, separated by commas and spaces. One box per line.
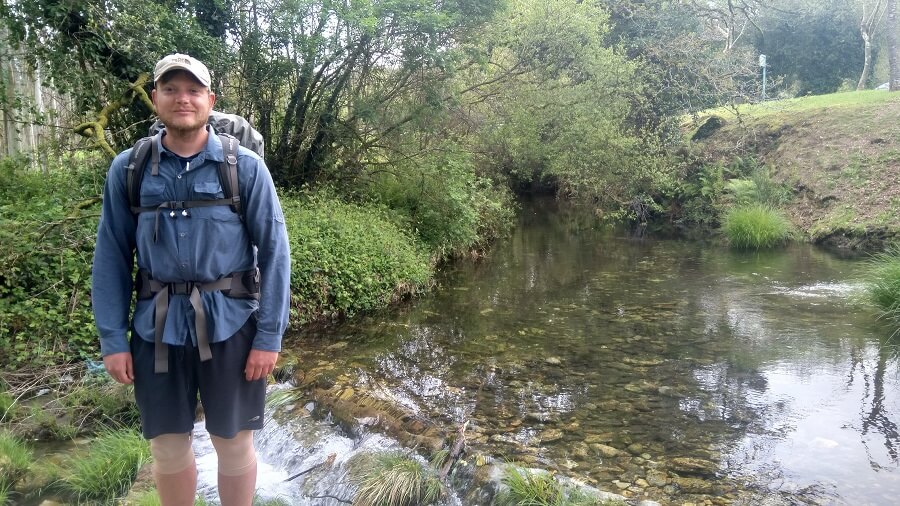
865, 246, 900, 325
348, 451, 444, 506
282, 193, 434, 323
723, 204, 792, 249
58, 428, 149, 502
0, 431, 32, 487
0, 154, 105, 367
364, 147, 514, 258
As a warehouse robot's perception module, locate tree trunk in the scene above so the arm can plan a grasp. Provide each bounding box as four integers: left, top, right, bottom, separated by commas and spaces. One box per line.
889, 0, 900, 90
858, 31, 873, 90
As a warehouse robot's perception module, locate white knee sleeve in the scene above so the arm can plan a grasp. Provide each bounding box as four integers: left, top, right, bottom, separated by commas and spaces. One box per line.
150, 433, 195, 475
210, 430, 257, 476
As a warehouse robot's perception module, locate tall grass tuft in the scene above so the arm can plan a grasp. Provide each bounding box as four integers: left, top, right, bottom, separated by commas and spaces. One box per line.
865, 246, 900, 327
496, 466, 626, 506
496, 467, 562, 506
723, 204, 792, 249
0, 431, 32, 488
59, 428, 149, 502
349, 451, 444, 506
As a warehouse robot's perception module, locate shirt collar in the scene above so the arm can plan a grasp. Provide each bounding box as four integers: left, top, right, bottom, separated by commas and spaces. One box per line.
155, 125, 224, 166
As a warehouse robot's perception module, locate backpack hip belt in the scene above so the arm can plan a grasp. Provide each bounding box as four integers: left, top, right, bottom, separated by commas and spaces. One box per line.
136, 268, 260, 373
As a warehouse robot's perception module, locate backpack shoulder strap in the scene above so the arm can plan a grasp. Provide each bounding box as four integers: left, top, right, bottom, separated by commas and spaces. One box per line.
126, 135, 160, 214
217, 133, 242, 218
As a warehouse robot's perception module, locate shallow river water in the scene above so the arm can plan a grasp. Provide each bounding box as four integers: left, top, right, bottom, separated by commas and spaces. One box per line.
263, 198, 900, 505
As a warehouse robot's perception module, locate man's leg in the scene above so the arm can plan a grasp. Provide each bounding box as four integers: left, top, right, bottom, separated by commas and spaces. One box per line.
210, 431, 257, 506
150, 433, 197, 506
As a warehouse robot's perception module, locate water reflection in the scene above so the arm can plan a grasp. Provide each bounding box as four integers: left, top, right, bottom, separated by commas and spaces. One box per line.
286, 198, 900, 504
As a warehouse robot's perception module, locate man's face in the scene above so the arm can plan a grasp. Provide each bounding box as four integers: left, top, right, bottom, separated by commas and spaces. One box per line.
151, 71, 216, 134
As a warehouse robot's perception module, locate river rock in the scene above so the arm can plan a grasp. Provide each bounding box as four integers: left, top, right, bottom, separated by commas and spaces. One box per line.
670, 457, 718, 476
646, 470, 668, 487
673, 476, 715, 494
525, 412, 560, 423
539, 428, 564, 443
592, 443, 624, 458
585, 433, 615, 444
545, 356, 562, 365
627, 443, 644, 455
638, 501, 663, 506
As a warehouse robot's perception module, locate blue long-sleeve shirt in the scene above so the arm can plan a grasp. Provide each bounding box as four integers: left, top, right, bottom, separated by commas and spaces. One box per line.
92, 128, 290, 356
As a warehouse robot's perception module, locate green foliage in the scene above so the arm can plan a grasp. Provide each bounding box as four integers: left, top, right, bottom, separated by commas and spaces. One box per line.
864, 246, 900, 327
58, 429, 149, 502
282, 193, 434, 323
0, 431, 32, 488
0, 155, 105, 367
723, 204, 793, 250
678, 156, 792, 227
3, 0, 225, 147
753, 1, 862, 97
365, 146, 515, 257
349, 451, 445, 506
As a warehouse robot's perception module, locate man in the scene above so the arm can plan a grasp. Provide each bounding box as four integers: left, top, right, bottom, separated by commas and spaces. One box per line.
92, 54, 290, 506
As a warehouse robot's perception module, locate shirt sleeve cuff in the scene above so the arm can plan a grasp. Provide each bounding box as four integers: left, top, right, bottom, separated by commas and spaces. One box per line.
100, 336, 131, 356
251, 331, 282, 352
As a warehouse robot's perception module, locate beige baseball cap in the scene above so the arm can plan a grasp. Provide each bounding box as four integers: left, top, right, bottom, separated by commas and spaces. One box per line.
153, 54, 211, 88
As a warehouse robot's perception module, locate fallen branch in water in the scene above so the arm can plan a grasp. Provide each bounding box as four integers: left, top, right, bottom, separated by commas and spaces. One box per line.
440, 420, 468, 479
284, 453, 336, 482
307, 494, 352, 504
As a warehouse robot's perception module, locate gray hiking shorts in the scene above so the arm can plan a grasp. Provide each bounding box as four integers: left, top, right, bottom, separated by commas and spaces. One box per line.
131, 317, 266, 439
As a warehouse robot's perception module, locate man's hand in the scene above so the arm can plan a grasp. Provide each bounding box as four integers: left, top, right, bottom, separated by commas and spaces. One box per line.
245, 349, 279, 382
103, 352, 134, 385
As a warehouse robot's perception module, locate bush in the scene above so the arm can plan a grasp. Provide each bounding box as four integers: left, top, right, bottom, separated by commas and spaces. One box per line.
282, 193, 434, 323
723, 204, 793, 249
865, 246, 900, 325
365, 147, 514, 258
0, 154, 105, 367
58, 428, 149, 502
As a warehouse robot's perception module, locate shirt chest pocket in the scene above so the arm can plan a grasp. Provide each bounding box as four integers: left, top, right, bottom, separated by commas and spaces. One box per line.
139, 179, 171, 208
191, 179, 240, 222
192, 180, 225, 199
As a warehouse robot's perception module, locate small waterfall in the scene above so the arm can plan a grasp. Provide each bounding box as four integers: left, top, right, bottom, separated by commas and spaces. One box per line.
192, 386, 463, 505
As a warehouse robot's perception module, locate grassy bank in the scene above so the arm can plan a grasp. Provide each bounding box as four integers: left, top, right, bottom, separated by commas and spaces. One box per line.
684, 90, 900, 251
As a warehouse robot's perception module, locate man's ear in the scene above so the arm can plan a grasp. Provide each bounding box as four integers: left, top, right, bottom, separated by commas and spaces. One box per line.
151, 88, 158, 106
208, 91, 216, 109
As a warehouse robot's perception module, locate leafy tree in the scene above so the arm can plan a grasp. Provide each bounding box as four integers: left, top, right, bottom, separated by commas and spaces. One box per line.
2, 0, 227, 149
226, 0, 502, 188
754, 0, 862, 95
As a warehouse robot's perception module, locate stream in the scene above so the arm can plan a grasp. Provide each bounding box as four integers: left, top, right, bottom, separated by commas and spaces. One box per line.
196, 198, 900, 505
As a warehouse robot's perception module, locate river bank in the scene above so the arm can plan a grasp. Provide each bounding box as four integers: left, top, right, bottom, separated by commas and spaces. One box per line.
686, 90, 900, 252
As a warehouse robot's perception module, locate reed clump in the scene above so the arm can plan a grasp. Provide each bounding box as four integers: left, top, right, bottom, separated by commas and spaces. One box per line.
723, 204, 792, 249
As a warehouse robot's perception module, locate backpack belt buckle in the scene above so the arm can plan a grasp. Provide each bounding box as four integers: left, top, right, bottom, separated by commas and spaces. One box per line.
169, 282, 194, 295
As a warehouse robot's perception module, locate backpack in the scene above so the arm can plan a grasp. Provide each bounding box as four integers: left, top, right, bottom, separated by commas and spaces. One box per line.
126, 111, 265, 219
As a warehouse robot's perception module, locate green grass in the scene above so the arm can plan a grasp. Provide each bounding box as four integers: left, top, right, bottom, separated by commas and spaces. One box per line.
58, 428, 149, 502
865, 246, 900, 327
0, 431, 32, 487
348, 451, 444, 506
723, 204, 793, 249
689, 90, 899, 123
495, 466, 624, 506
